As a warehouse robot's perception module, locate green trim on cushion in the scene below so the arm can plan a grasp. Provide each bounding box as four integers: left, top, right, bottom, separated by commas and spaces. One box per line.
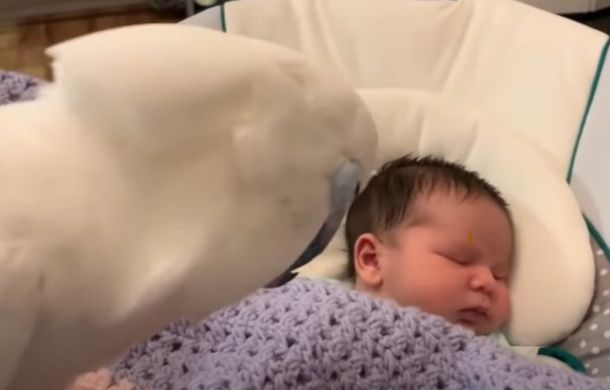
221, 3, 227, 32
538, 347, 587, 374
585, 216, 610, 266
567, 38, 609, 182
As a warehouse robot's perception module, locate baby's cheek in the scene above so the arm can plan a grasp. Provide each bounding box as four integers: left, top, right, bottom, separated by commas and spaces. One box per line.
494, 285, 512, 324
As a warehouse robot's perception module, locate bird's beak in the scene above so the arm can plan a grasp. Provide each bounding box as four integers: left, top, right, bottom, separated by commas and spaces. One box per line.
266, 160, 362, 287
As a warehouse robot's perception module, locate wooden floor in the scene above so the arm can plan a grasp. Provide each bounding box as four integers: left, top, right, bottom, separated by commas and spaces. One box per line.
0, 7, 181, 80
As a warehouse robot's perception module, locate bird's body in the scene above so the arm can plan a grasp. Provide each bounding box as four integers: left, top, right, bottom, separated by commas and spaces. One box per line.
0, 24, 376, 389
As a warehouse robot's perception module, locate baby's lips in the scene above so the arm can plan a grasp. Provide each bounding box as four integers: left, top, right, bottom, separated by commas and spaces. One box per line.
458, 308, 488, 323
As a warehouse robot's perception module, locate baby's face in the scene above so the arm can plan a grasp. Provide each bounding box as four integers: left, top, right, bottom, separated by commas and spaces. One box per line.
362, 192, 513, 335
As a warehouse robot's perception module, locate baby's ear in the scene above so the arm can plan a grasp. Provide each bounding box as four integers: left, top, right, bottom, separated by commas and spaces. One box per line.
353, 233, 384, 289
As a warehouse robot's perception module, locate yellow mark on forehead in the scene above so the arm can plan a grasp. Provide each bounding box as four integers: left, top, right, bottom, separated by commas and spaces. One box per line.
467, 232, 473, 243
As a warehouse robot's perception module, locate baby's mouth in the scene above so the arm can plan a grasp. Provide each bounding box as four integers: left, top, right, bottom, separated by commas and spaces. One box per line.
457, 308, 488, 325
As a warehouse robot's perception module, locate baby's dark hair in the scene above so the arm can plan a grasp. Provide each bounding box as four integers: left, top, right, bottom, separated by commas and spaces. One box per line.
344, 155, 511, 278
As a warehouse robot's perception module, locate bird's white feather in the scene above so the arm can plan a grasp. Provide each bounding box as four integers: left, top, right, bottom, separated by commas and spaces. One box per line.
0, 24, 376, 389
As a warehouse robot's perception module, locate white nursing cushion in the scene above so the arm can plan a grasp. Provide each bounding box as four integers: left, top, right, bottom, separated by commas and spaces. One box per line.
299, 89, 594, 346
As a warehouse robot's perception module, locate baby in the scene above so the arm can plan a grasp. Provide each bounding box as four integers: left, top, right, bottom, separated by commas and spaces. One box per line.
345, 155, 514, 336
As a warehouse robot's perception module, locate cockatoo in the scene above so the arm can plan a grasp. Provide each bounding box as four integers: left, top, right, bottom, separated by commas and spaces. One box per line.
0, 24, 376, 390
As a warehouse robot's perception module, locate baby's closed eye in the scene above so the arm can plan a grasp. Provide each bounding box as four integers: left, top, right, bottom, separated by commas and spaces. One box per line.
435, 251, 473, 266
491, 267, 510, 281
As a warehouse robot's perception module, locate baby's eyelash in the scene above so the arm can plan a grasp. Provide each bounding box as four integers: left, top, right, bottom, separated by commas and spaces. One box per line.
438, 252, 468, 265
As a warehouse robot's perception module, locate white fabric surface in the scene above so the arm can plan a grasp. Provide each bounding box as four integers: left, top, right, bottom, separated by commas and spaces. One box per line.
224, 0, 607, 176
181, 4, 222, 29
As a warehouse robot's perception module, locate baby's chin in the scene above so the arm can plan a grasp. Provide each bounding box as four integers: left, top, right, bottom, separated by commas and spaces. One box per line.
455, 319, 500, 336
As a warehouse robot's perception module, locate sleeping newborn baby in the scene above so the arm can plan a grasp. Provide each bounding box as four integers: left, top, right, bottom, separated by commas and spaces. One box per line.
344, 155, 588, 372
345, 155, 513, 336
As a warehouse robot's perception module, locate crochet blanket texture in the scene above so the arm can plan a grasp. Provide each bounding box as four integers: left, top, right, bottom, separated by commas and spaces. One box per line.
113, 279, 607, 389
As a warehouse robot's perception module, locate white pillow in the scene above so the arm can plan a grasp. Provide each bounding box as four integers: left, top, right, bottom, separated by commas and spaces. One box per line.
298, 89, 594, 347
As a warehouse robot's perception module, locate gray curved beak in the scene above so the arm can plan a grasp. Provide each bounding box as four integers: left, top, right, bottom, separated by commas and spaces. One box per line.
267, 160, 362, 287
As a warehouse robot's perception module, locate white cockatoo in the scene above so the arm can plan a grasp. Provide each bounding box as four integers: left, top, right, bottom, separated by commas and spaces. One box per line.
0, 24, 376, 390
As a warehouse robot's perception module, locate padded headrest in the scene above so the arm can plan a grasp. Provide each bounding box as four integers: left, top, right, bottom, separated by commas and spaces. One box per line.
298, 89, 594, 347
223, 0, 608, 176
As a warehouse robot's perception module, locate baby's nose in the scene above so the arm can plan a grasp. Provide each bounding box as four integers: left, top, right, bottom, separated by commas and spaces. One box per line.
469, 266, 495, 293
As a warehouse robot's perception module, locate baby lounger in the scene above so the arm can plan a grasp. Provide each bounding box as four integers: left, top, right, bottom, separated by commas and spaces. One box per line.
184, 0, 610, 377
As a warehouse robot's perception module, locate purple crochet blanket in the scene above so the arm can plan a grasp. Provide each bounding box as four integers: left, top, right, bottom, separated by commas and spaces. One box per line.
0, 70, 39, 105
112, 279, 608, 389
